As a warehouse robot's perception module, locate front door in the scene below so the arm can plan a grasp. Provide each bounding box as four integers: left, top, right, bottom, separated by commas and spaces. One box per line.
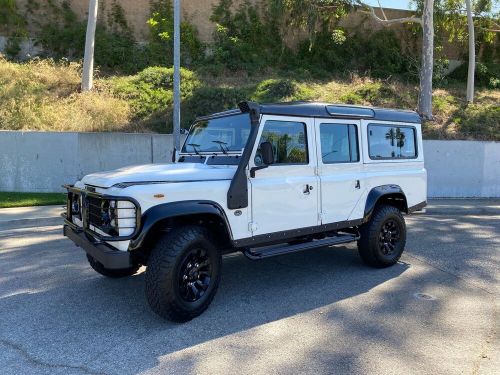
249, 116, 319, 236
314, 118, 366, 223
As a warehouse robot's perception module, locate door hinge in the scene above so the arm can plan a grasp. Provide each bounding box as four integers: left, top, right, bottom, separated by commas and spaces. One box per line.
314, 167, 320, 175
318, 212, 325, 223
249, 222, 258, 232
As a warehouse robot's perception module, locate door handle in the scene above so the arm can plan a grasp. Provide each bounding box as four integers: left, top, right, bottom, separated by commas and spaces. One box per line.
355, 180, 361, 189
303, 184, 314, 195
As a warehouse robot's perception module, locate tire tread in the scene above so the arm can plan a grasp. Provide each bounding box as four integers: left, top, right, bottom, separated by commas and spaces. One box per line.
357, 204, 406, 268
145, 226, 220, 322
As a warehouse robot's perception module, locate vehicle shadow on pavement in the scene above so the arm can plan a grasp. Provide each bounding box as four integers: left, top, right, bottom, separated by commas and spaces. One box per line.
0, 234, 409, 374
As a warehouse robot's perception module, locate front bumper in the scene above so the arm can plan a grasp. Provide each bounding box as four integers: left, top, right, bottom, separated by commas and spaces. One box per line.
63, 224, 132, 270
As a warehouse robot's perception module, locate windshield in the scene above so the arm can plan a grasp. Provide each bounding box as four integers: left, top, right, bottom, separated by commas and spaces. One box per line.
182, 113, 251, 154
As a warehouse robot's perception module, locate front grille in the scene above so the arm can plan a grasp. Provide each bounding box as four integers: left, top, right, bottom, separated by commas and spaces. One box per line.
65, 185, 140, 241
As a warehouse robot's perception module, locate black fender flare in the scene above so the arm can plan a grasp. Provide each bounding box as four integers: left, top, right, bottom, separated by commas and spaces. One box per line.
363, 185, 407, 223
129, 200, 233, 251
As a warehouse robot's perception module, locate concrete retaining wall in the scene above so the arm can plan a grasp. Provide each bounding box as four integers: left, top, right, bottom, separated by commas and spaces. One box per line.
424, 140, 500, 198
0, 131, 178, 193
0, 131, 498, 197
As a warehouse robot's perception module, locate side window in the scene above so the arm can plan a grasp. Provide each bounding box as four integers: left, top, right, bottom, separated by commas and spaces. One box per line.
255, 120, 308, 166
368, 124, 417, 159
320, 123, 359, 163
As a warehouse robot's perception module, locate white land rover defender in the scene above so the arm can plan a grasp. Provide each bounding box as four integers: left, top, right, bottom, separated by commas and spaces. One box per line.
63, 101, 427, 322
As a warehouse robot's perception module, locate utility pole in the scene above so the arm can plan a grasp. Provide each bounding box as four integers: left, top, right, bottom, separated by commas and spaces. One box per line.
172, 0, 181, 157
82, 0, 98, 92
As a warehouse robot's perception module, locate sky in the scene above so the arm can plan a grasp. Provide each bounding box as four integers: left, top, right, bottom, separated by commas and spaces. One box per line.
364, 1, 414, 10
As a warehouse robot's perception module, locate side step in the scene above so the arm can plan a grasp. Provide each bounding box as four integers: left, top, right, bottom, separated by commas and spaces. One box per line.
243, 233, 359, 260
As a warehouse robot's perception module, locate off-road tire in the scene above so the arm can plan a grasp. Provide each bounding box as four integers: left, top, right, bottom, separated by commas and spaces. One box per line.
145, 225, 221, 322
86, 254, 140, 278
357, 204, 406, 268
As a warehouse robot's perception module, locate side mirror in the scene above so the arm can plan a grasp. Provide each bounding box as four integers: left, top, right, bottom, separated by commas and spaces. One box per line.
250, 142, 275, 178
260, 142, 275, 165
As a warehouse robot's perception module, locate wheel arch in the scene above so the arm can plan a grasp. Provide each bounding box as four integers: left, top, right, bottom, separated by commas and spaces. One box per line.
129, 200, 234, 253
363, 185, 408, 223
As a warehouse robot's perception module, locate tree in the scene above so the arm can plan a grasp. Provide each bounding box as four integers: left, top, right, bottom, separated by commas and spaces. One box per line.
82, 0, 99, 91
466, 0, 475, 103
356, 0, 435, 119
432, 0, 498, 102
275, 0, 436, 119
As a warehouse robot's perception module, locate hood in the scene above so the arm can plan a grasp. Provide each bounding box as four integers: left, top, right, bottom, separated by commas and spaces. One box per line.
81, 163, 236, 188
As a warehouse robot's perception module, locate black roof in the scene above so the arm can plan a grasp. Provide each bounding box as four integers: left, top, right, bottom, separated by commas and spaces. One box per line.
196, 101, 421, 124
259, 102, 421, 123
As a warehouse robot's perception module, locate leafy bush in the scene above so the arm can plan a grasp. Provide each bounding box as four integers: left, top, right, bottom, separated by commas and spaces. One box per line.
251, 79, 315, 102
208, 0, 286, 72
110, 66, 202, 131
448, 62, 500, 88
37, 1, 147, 73
457, 104, 500, 140
111, 66, 200, 118
182, 86, 249, 127
297, 28, 411, 79
146, 0, 204, 67
0, 0, 28, 58
35, 0, 203, 74
339, 91, 364, 104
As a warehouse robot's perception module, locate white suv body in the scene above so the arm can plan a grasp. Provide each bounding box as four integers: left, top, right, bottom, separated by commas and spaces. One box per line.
63, 102, 427, 321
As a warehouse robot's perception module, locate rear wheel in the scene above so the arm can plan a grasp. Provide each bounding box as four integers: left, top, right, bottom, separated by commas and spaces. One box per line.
86, 254, 140, 278
357, 204, 406, 268
145, 225, 221, 322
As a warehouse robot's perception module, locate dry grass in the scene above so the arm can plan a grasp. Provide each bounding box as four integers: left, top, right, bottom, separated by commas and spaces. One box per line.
0, 58, 132, 132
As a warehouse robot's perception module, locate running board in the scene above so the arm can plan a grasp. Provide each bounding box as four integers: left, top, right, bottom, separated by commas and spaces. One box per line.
243, 233, 359, 260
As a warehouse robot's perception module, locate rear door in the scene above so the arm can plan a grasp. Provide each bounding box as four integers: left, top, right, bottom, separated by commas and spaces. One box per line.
314, 118, 366, 224
249, 115, 320, 236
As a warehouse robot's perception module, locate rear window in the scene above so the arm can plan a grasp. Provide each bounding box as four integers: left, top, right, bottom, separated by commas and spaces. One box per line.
368, 124, 417, 159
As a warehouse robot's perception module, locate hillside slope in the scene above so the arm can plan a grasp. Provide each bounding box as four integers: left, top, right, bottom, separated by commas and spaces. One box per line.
0, 59, 498, 140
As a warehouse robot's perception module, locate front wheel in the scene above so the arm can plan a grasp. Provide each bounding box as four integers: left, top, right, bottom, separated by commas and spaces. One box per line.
357, 204, 406, 268
145, 225, 221, 322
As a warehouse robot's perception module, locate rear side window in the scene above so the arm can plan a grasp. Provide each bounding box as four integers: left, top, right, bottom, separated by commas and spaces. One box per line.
368, 124, 417, 159
320, 123, 359, 163
255, 120, 308, 165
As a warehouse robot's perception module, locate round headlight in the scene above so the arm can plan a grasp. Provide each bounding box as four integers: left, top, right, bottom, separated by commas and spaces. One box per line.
71, 196, 80, 215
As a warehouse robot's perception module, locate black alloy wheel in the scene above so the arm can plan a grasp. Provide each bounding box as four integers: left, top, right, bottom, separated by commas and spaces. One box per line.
357, 204, 407, 268
378, 218, 401, 256
178, 248, 213, 302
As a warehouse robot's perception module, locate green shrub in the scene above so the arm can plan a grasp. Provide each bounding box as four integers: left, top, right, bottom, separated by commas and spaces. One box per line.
297, 28, 411, 79
147, 0, 204, 67
251, 79, 314, 102
0, 0, 28, 58
251, 79, 295, 102
37, 1, 146, 73
111, 66, 200, 122
457, 104, 500, 140
182, 86, 249, 127
448, 62, 500, 88
339, 91, 364, 104
35, 0, 203, 74
208, 0, 286, 72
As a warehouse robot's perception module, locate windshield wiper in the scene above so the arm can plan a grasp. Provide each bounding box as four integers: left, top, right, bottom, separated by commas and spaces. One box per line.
212, 140, 229, 154
187, 143, 201, 155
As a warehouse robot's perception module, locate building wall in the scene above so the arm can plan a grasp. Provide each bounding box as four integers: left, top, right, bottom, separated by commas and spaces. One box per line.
1, 131, 498, 197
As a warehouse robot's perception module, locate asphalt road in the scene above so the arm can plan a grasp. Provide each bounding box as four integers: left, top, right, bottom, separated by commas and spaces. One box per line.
0, 200, 498, 375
